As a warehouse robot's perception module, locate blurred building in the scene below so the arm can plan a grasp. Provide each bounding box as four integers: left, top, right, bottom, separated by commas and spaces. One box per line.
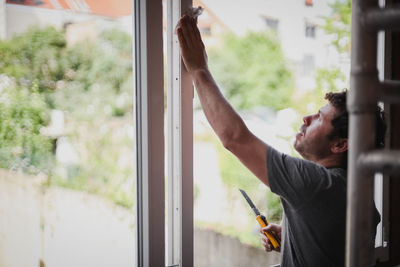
0, 0, 5, 39
3, 0, 132, 44
193, 0, 350, 92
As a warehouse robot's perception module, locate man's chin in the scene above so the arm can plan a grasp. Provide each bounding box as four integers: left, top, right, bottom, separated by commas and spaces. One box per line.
293, 137, 299, 147
293, 141, 303, 154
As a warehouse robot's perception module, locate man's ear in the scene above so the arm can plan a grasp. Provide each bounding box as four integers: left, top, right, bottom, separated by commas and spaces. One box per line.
331, 138, 348, 154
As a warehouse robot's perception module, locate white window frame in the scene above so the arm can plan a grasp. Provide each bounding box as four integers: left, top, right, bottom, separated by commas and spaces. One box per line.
134, 0, 194, 266
166, 1, 193, 266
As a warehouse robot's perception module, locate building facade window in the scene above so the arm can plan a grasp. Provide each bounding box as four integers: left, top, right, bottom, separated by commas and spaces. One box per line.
305, 23, 316, 38
264, 17, 279, 31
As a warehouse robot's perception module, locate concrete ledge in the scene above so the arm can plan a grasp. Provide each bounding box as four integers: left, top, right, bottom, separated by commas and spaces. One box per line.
195, 228, 280, 267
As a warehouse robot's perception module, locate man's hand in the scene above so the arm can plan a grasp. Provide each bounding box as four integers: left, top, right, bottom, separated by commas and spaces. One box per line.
176, 15, 208, 74
260, 224, 282, 252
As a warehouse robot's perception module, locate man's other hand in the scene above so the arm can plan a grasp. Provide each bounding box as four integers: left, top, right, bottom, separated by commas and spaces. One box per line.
260, 224, 282, 252
176, 15, 208, 74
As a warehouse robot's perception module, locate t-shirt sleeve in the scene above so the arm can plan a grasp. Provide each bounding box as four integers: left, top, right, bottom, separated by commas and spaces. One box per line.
267, 145, 337, 208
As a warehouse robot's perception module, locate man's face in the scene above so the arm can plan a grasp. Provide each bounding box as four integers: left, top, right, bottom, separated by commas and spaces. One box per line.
294, 103, 337, 161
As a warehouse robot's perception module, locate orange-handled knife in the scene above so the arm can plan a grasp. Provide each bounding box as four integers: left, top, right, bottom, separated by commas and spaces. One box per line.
239, 189, 281, 249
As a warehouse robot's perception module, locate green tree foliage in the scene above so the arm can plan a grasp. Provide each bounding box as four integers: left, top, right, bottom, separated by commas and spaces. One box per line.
215, 139, 282, 223
293, 68, 347, 116
294, 0, 351, 114
0, 27, 134, 207
318, 0, 351, 96
0, 28, 63, 173
324, 0, 351, 54
0, 27, 66, 92
208, 31, 294, 111
51, 29, 133, 118
0, 80, 53, 172
206, 31, 291, 226
0, 26, 133, 117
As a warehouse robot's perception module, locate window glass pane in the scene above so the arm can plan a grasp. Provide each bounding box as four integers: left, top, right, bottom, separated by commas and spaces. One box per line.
264, 17, 279, 31
1, 2, 135, 266
192, 0, 351, 265
305, 23, 316, 38
374, 172, 384, 248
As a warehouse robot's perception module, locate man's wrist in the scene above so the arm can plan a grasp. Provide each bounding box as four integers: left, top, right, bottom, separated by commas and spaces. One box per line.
190, 67, 209, 76
190, 68, 211, 83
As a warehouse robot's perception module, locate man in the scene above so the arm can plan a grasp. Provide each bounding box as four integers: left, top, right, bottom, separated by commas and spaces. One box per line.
176, 14, 385, 266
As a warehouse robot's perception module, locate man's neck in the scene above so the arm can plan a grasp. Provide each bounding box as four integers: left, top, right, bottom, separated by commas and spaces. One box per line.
314, 156, 344, 169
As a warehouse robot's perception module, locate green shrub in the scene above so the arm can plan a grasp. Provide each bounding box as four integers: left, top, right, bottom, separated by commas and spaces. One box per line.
208, 31, 294, 111
0, 27, 135, 208
215, 139, 283, 222
0, 27, 66, 92
0, 79, 53, 172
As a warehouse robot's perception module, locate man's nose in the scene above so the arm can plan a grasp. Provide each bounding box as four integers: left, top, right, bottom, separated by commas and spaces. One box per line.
303, 115, 312, 125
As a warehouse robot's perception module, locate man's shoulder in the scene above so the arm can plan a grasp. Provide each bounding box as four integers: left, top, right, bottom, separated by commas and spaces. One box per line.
327, 167, 347, 182
267, 145, 347, 205
267, 145, 329, 176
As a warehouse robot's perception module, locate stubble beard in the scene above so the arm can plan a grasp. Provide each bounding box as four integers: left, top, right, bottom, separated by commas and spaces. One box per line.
294, 139, 308, 159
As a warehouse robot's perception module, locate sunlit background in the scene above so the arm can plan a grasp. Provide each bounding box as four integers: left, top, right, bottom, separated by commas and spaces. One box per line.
192, 0, 350, 252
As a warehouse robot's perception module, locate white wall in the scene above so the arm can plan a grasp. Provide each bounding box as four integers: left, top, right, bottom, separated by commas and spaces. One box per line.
195, 228, 280, 267
0, 0, 6, 39
258, 0, 348, 90
0, 170, 135, 267
0, 169, 280, 267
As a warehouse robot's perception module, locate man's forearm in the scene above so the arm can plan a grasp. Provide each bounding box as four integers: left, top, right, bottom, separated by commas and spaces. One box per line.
191, 68, 248, 148
177, 15, 270, 186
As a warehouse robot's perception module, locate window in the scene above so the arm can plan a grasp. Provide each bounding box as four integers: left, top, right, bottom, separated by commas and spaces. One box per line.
264, 17, 279, 31
2, 1, 135, 266
135, 0, 193, 266
305, 23, 316, 38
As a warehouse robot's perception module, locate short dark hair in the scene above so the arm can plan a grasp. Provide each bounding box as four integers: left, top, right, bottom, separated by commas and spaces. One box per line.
324, 91, 386, 149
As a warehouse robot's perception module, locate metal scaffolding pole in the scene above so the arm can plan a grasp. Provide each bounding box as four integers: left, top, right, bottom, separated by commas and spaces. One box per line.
347, 0, 379, 266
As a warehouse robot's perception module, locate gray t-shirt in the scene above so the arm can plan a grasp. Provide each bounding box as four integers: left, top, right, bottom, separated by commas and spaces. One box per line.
267, 146, 379, 267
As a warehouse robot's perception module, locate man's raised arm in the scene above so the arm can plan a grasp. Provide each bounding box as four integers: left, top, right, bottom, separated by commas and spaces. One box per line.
176, 15, 270, 186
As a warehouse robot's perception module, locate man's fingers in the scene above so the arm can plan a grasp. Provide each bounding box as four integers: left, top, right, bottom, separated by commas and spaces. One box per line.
180, 15, 203, 48
260, 224, 282, 253
261, 238, 275, 252
262, 224, 281, 234
177, 28, 187, 49
261, 238, 272, 252
189, 17, 202, 43
178, 14, 190, 25
177, 14, 204, 49
179, 20, 194, 47
260, 232, 267, 240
